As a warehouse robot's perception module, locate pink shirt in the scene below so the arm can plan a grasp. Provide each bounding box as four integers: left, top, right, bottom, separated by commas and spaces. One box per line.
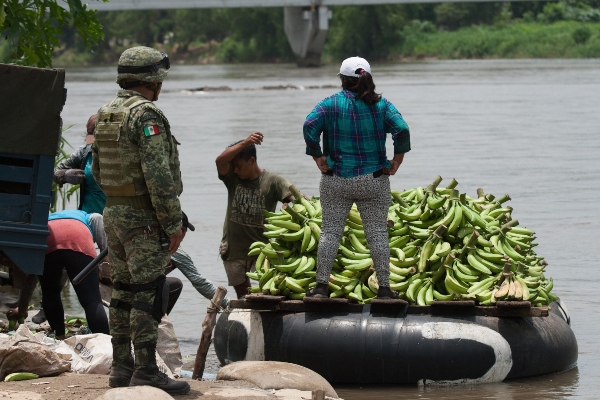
46, 219, 96, 258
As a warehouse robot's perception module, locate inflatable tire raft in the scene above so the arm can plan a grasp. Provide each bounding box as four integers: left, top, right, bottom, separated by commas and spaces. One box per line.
214, 300, 577, 384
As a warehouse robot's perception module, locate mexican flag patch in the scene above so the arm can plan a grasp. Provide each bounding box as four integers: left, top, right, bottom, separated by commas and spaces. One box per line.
143, 125, 160, 137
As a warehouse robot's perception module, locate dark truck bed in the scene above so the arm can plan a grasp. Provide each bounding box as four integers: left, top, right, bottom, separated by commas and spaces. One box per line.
0, 64, 66, 275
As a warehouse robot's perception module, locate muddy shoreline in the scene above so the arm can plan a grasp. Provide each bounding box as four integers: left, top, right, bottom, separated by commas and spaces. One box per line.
0, 373, 269, 399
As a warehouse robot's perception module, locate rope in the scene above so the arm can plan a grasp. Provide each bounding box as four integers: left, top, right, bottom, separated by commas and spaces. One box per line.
207, 298, 230, 314
215, 307, 277, 313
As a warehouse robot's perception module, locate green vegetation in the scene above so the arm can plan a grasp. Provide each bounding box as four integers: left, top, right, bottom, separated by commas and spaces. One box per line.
400, 21, 600, 59
324, 1, 600, 60
0, 1, 98, 211
0, 0, 106, 67
57, 7, 294, 65
3, 1, 600, 65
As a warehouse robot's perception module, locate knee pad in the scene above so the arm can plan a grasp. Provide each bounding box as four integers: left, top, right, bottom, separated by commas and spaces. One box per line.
129, 275, 169, 322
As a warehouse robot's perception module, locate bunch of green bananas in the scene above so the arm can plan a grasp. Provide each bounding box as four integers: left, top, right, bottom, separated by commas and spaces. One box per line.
384, 175, 556, 307
245, 177, 556, 307
246, 185, 322, 300
4, 311, 25, 331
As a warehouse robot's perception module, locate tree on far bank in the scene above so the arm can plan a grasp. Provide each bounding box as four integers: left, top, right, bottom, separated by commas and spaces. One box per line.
0, 0, 105, 67
326, 5, 406, 60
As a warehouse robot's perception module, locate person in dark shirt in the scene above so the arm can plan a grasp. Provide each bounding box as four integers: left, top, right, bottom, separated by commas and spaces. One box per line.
216, 133, 293, 298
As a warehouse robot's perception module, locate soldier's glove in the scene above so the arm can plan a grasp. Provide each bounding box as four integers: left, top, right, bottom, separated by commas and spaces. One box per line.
64, 169, 86, 185
182, 211, 195, 232
55, 170, 66, 188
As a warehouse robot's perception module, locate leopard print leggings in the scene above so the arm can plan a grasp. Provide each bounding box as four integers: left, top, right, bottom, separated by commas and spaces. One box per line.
316, 173, 392, 288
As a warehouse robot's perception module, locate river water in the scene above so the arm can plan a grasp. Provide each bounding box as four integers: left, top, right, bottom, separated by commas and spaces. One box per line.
55, 59, 599, 399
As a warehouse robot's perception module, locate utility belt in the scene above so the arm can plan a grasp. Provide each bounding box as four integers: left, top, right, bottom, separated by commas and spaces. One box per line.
105, 194, 153, 210
323, 169, 384, 178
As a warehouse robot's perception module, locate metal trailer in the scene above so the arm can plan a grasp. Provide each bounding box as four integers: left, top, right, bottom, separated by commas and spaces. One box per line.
0, 64, 66, 277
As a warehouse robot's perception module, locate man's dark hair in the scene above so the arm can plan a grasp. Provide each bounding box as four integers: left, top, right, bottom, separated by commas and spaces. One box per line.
119, 78, 161, 92
228, 140, 257, 162
86, 114, 97, 136
340, 71, 381, 105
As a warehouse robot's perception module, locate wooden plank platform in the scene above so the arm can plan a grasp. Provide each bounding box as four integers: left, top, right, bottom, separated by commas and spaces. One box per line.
370, 299, 409, 314
431, 300, 476, 307
370, 299, 409, 306
407, 305, 432, 314
228, 299, 549, 317
303, 297, 348, 304
229, 299, 278, 311
477, 306, 548, 317
495, 301, 531, 309
245, 294, 285, 303
278, 300, 305, 311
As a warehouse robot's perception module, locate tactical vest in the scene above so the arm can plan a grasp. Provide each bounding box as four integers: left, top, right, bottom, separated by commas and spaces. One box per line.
95, 93, 182, 199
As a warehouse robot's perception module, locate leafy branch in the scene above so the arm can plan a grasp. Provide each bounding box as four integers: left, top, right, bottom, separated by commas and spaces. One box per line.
0, 0, 107, 67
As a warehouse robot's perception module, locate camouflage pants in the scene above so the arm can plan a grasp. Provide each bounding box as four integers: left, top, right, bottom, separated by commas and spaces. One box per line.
104, 208, 170, 369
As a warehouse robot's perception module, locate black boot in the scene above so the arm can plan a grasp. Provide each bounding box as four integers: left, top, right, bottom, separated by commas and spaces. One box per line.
130, 343, 190, 395
109, 338, 134, 388
305, 282, 330, 298
377, 286, 400, 300
109, 354, 134, 387
32, 308, 46, 324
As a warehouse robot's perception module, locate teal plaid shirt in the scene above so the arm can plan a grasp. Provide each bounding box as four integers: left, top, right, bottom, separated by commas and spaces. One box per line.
303, 90, 410, 178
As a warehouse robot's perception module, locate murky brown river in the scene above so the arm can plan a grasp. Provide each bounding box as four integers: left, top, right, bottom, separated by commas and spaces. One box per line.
53, 59, 599, 398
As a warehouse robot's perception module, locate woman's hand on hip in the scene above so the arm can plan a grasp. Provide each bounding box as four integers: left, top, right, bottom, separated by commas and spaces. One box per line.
387, 153, 405, 176
387, 160, 401, 175
313, 156, 330, 173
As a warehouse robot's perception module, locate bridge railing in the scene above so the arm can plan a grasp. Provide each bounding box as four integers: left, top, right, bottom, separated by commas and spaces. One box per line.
85, 0, 532, 11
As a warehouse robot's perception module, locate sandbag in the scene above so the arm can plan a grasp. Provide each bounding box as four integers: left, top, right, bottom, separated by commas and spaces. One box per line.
157, 315, 183, 377
54, 333, 174, 377
54, 333, 113, 375
216, 361, 338, 398
96, 386, 175, 400
0, 325, 71, 379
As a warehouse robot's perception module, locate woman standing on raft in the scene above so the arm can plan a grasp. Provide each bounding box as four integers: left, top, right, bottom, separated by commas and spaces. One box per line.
303, 56, 411, 299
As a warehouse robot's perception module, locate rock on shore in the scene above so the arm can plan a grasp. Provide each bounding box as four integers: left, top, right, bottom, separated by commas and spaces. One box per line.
1, 361, 344, 399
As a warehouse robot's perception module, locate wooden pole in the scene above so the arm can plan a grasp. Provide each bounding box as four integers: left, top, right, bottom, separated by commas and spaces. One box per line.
192, 285, 227, 380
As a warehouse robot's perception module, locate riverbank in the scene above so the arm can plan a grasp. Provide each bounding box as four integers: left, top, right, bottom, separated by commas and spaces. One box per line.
0, 373, 319, 399
45, 20, 600, 68
2, 59, 598, 399
1, 373, 206, 399
396, 20, 600, 60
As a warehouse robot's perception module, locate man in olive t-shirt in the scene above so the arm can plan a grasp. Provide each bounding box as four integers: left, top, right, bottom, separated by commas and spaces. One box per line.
216, 132, 293, 298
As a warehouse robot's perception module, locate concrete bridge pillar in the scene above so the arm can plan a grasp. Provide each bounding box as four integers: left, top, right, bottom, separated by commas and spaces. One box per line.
284, 5, 332, 67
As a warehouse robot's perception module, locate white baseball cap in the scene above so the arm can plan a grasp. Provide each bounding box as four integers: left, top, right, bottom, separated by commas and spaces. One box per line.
339, 56, 371, 77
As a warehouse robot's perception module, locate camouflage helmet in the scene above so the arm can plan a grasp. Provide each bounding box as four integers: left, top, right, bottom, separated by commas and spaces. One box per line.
117, 46, 170, 84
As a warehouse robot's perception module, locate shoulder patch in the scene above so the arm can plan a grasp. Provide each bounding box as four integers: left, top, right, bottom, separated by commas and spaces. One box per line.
143, 125, 161, 137
139, 110, 158, 123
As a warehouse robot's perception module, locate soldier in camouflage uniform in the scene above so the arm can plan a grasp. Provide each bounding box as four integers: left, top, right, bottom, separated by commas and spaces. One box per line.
91, 46, 189, 395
